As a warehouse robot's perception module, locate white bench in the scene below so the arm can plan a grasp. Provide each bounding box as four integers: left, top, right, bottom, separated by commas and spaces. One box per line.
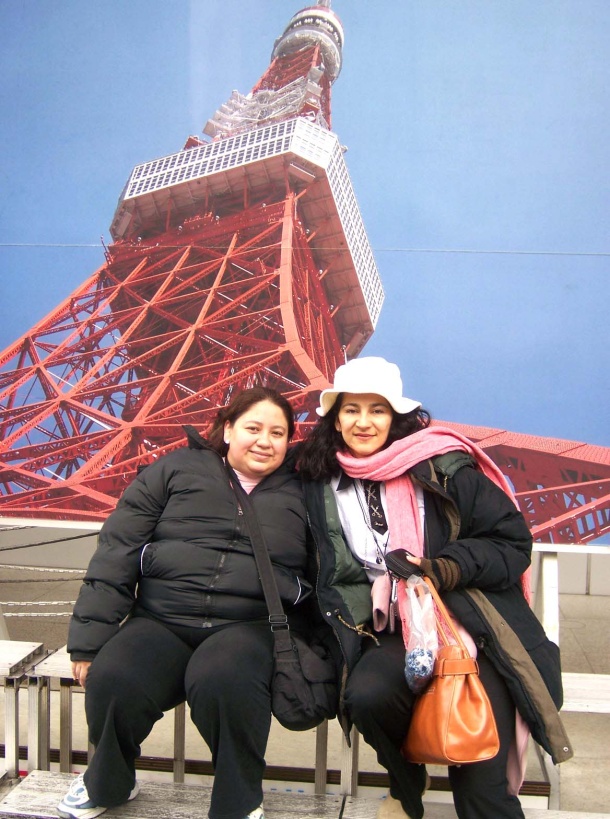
3, 769, 610, 819
528, 543, 610, 809
336, 542, 610, 809
561, 672, 610, 714
16, 543, 610, 810
25, 646, 331, 792
0, 640, 45, 777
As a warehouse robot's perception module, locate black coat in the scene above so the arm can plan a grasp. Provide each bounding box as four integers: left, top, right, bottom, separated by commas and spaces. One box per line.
68, 431, 310, 660
306, 453, 534, 675
305, 453, 571, 761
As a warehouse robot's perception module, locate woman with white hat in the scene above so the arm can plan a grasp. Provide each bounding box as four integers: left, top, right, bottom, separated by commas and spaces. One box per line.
298, 357, 567, 819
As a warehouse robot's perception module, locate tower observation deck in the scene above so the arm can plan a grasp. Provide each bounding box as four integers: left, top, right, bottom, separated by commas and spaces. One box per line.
110, 6, 382, 355
0, 3, 608, 542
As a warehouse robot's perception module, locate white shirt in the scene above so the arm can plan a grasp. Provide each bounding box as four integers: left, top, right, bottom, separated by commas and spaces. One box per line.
331, 474, 426, 582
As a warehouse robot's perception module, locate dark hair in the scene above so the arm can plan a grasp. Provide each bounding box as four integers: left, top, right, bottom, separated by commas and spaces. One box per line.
297, 393, 431, 481
207, 387, 295, 456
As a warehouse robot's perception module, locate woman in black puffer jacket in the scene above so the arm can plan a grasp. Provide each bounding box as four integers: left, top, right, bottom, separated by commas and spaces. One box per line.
60, 387, 316, 819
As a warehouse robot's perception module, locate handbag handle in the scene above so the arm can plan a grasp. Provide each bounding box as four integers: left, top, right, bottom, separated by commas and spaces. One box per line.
225, 464, 293, 651
417, 576, 470, 653
415, 577, 480, 679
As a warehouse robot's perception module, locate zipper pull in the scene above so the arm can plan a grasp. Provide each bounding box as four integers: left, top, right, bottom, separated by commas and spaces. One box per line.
388, 576, 398, 634
229, 478, 244, 515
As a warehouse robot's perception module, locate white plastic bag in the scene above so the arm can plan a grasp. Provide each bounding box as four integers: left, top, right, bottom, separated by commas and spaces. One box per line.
403, 575, 438, 693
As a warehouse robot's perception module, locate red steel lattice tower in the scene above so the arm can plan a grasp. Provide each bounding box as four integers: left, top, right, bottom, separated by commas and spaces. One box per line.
0, 4, 381, 521
1, 3, 609, 540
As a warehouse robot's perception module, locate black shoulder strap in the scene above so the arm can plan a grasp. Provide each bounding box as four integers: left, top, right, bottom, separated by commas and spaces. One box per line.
225, 464, 293, 649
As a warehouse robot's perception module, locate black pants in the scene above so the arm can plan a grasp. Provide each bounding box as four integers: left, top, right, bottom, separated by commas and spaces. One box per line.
344, 632, 525, 819
83, 616, 275, 819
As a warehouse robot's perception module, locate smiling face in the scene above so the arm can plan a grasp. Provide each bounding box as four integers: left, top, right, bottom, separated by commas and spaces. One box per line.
335, 393, 393, 458
224, 399, 289, 479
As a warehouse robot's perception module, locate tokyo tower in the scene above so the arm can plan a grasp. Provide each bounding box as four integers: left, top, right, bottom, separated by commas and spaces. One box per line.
0, 3, 609, 542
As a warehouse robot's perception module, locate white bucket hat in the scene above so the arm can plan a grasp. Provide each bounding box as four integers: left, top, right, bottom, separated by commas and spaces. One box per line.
317, 357, 421, 417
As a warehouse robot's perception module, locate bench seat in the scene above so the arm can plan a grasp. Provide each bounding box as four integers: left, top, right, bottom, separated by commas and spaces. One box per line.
1, 771, 609, 819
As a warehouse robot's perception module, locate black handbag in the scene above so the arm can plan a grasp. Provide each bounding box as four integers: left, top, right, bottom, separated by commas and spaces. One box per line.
227, 466, 337, 731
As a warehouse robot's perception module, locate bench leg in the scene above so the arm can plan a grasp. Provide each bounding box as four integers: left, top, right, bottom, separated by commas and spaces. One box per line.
4, 677, 21, 778
340, 725, 360, 796
173, 702, 186, 783
59, 680, 73, 772
314, 720, 328, 794
27, 675, 50, 771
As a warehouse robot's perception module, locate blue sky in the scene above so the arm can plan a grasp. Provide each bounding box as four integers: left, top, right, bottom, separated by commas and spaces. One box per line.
1, 1, 609, 446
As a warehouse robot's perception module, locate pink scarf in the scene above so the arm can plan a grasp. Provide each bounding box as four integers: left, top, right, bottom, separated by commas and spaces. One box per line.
336, 425, 531, 634
337, 425, 532, 793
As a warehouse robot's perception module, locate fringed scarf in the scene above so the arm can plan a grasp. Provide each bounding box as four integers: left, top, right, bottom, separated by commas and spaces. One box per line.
336, 425, 532, 638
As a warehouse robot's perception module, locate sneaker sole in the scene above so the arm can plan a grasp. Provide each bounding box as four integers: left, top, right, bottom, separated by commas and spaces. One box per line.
57, 782, 138, 819
56, 807, 107, 819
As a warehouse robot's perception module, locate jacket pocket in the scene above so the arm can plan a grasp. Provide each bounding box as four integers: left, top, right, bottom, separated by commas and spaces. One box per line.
273, 565, 312, 606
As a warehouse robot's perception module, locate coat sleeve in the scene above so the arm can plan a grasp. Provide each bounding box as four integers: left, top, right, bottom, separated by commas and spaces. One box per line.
67, 458, 172, 659
438, 465, 532, 590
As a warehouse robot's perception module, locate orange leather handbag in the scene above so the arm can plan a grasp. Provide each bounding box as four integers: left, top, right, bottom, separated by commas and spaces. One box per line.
402, 577, 500, 765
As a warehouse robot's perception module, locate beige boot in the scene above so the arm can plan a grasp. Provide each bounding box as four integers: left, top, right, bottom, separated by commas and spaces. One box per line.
376, 793, 413, 819
376, 774, 431, 819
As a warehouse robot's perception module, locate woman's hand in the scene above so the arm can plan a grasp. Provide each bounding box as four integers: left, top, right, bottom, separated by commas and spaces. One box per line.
72, 660, 92, 688
418, 557, 461, 591
387, 550, 459, 590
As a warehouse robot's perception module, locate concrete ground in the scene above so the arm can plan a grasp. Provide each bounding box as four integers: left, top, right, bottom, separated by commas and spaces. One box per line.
0, 565, 608, 814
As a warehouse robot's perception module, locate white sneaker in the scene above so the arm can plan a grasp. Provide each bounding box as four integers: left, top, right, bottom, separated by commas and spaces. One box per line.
57, 773, 140, 819
245, 807, 264, 819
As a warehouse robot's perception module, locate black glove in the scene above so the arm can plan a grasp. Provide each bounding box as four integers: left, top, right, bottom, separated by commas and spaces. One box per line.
418, 557, 461, 591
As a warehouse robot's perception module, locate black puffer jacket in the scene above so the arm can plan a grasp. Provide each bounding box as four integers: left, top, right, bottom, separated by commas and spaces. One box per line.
68, 430, 310, 660
305, 453, 572, 763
